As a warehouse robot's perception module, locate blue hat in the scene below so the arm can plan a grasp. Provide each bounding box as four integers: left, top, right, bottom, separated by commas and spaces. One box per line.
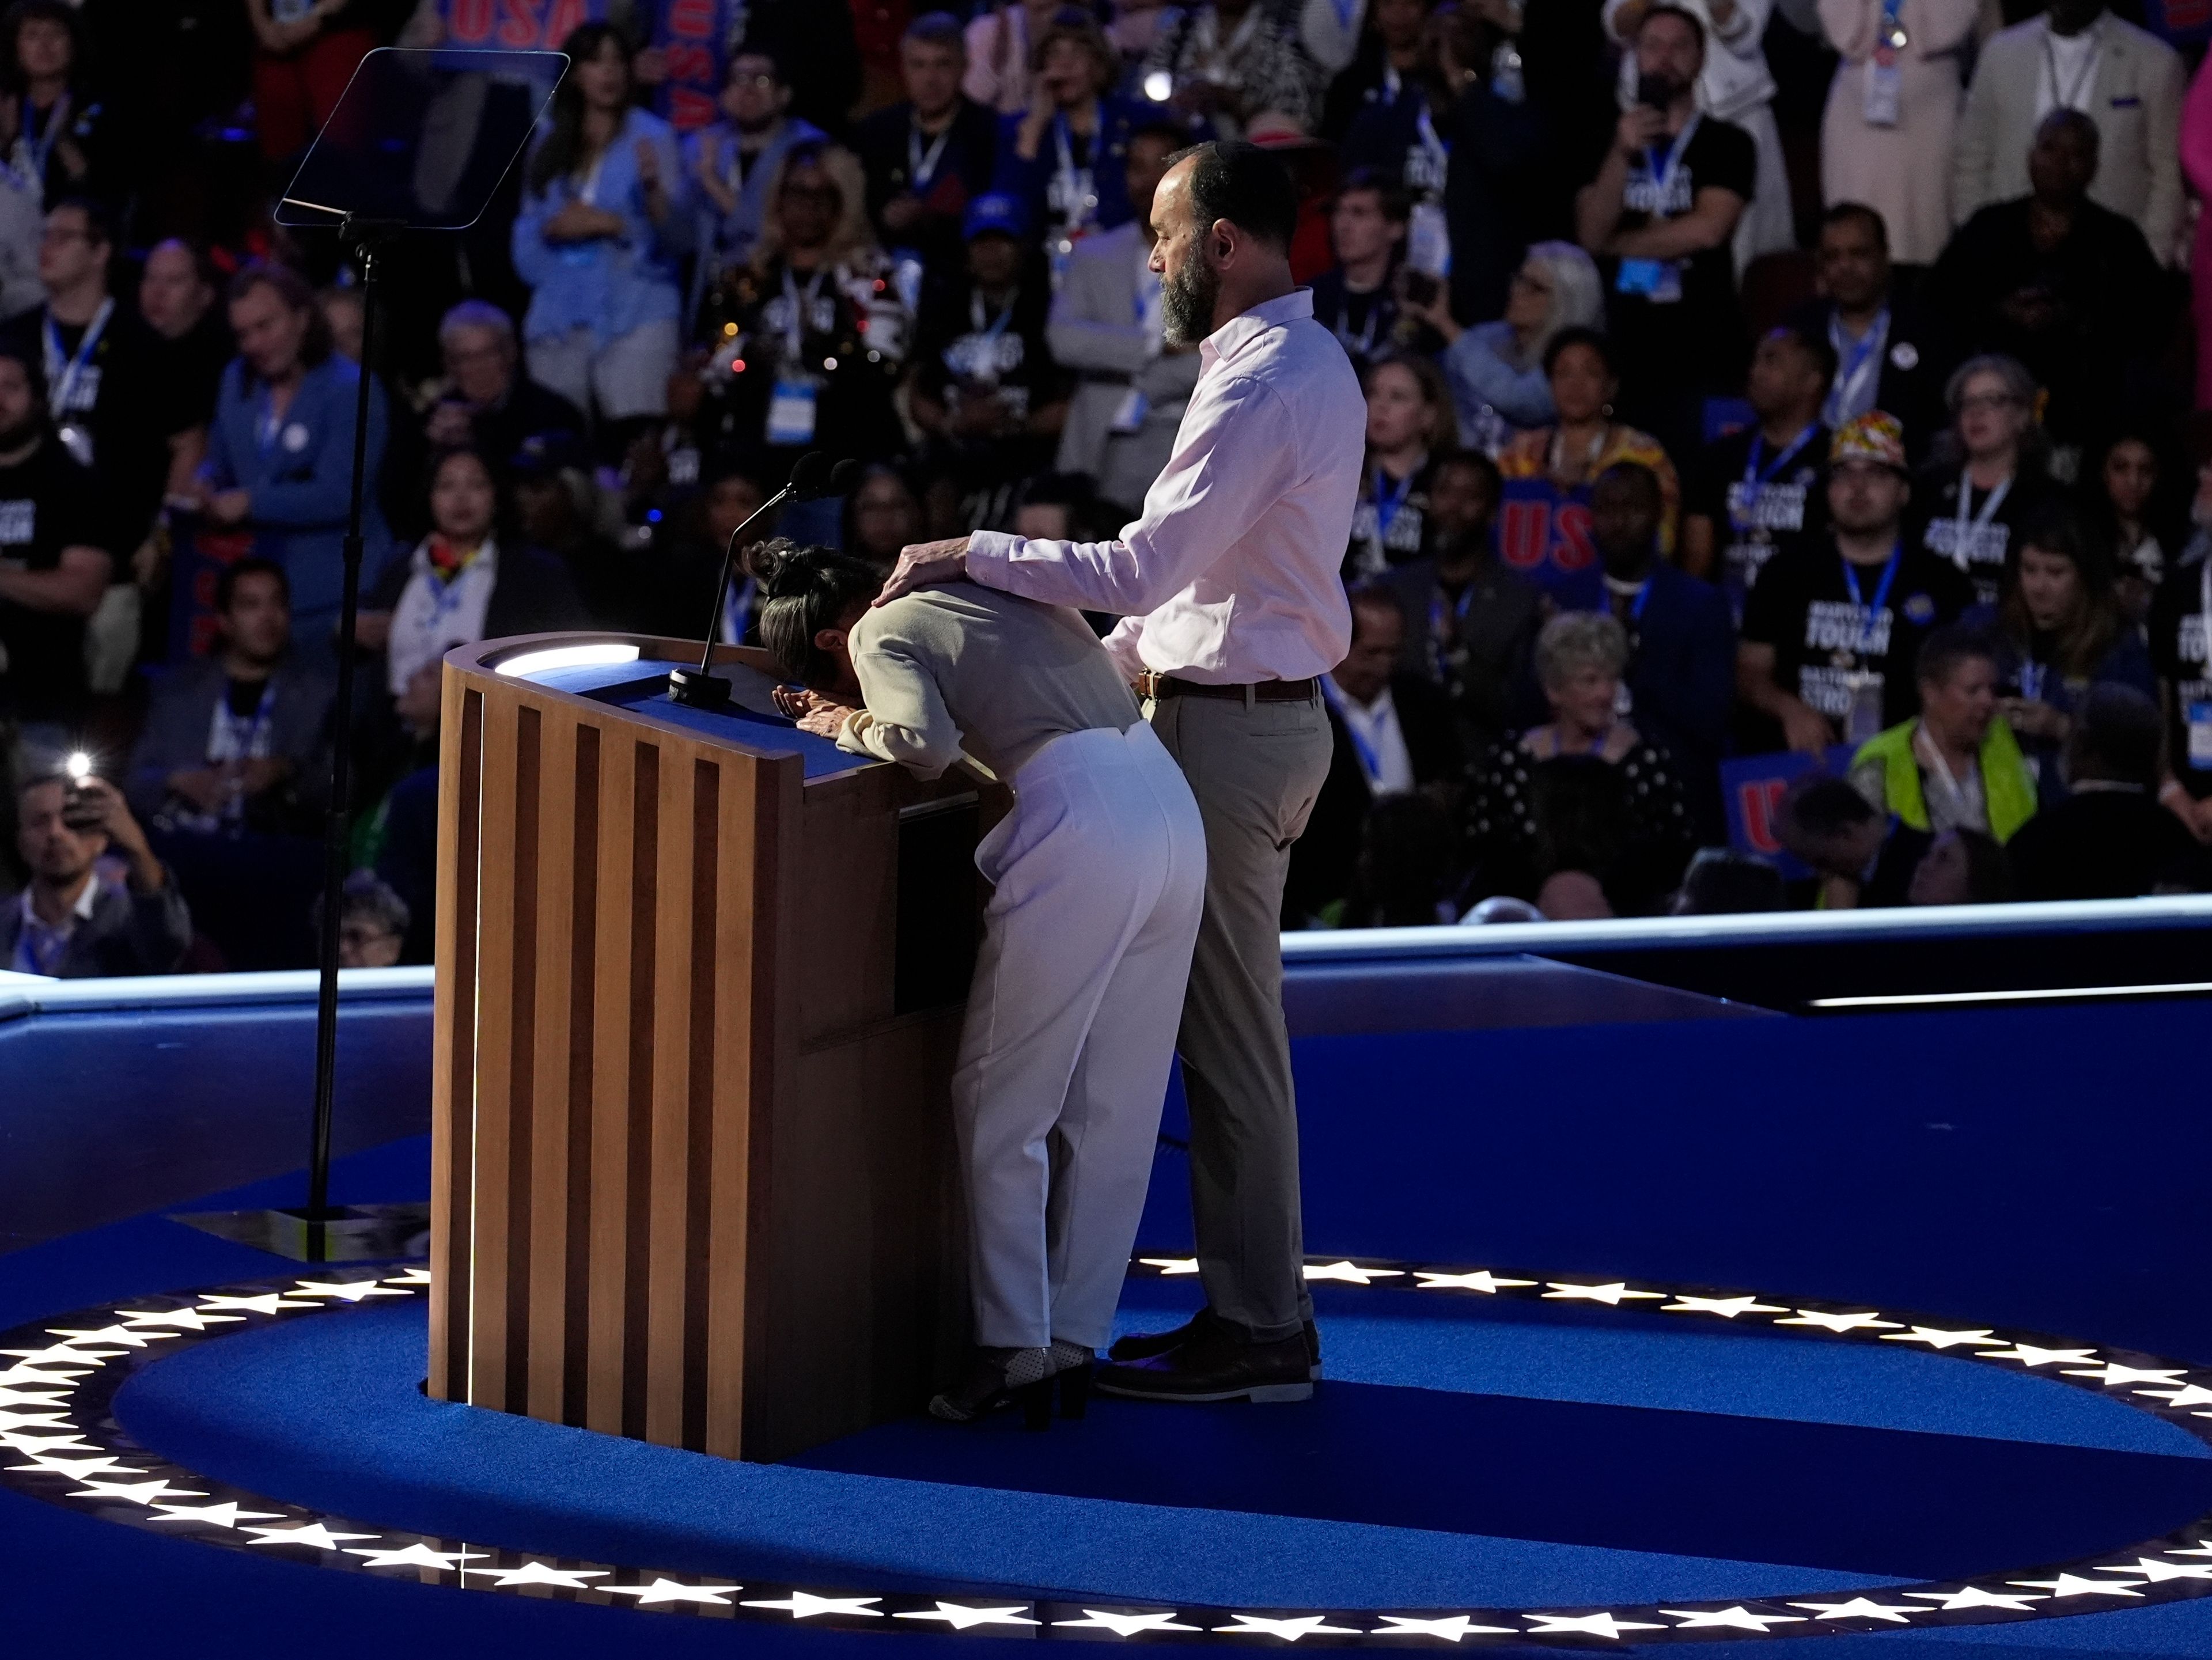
963, 192, 1028, 241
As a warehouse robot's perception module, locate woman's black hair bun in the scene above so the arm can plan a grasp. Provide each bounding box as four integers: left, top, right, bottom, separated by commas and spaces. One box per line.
745, 537, 831, 597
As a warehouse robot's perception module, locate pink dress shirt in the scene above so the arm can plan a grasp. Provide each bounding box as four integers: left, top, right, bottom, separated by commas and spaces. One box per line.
965, 288, 1362, 684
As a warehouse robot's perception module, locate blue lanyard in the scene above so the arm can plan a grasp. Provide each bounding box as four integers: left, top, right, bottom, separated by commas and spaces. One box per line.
1628, 579, 1653, 623
43, 300, 110, 415
2018, 658, 2048, 702
1372, 466, 1416, 540
1745, 425, 1819, 487
1642, 113, 1702, 210
1840, 547, 1902, 654
1319, 677, 1384, 784
1827, 308, 1889, 425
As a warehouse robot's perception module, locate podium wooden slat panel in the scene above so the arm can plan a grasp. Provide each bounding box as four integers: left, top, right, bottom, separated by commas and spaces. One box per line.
430, 636, 975, 1462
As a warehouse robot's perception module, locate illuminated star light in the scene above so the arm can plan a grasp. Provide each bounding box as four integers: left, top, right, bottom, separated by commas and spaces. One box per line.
1778, 1310, 1901, 1332
0, 1432, 99, 1458
382, 1267, 434, 1286
1304, 1262, 1404, 1286
1139, 1258, 1200, 1276
895, 1602, 1040, 1629
742, 1592, 886, 1620
2098, 1558, 2212, 1585
1881, 1327, 2003, 1350
46, 1325, 169, 1350
1661, 1296, 1787, 1319
1906, 1587, 2046, 1613
1051, 1610, 1205, 1636
290, 1279, 411, 1303
193, 1293, 317, 1317
115, 1307, 243, 1331
150, 1502, 285, 1529
9, 1456, 146, 1480
1521, 1613, 1664, 1639
1790, 1598, 1921, 1623
1660, 1607, 1806, 1631
346, 1542, 488, 1571
67, 1478, 209, 1506
2138, 1384, 2212, 1409
2062, 1363, 2187, 1388
242, 1522, 378, 1551
1368, 1614, 1520, 1640
0, 1387, 70, 1409
0, 1343, 122, 1368
2009, 1576, 2144, 1599
0, 1411, 72, 1432
1213, 1614, 1366, 1640
1979, 1344, 2097, 1368
1541, 1283, 1664, 1305
1412, 1272, 1536, 1294
0, 1364, 90, 1388
464, 1562, 611, 1590
603, 1578, 738, 1606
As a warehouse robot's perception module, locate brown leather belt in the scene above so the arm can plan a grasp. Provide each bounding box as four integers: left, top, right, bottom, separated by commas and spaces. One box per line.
1137, 673, 1319, 703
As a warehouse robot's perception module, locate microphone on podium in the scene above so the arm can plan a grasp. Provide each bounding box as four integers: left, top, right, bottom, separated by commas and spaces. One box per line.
668, 450, 861, 710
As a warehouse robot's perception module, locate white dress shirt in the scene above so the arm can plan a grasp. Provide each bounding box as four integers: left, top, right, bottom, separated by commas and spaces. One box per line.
967, 288, 1363, 684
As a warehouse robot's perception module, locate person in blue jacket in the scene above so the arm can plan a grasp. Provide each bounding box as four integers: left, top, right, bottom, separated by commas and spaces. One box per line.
511, 22, 687, 448
193, 261, 388, 647
988, 10, 1151, 285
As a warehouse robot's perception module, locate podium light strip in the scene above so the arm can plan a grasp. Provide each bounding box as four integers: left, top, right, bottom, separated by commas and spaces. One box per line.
6, 1258, 2212, 1644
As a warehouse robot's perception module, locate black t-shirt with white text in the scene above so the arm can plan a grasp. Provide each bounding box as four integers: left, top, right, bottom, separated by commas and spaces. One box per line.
1346, 457, 1437, 579
0, 438, 105, 721
1907, 465, 2061, 611
2149, 552, 2212, 798
0, 303, 180, 553
1741, 539, 1975, 735
1599, 115, 1755, 391
1688, 423, 1828, 622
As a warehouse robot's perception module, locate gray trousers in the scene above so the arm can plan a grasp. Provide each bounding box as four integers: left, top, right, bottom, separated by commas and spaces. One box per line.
1146, 688, 1334, 1342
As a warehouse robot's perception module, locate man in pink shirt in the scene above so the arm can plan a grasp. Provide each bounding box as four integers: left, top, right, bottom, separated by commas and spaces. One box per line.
879, 139, 1364, 1404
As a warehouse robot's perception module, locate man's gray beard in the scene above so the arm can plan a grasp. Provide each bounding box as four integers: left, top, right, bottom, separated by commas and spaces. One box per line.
1161, 257, 1219, 347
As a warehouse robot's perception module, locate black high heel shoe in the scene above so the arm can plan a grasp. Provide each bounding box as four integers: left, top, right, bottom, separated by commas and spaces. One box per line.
930, 1347, 1061, 1428
1051, 1340, 1095, 1420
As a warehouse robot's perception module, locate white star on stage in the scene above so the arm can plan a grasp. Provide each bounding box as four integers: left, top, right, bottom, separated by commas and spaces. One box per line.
895, 1602, 1040, 1629
0, 1365, 88, 1389
1213, 1614, 1366, 1640
2136, 1385, 2212, 1409
115, 1307, 242, 1331
9, 1455, 145, 1479
1979, 1344, 2097, 1368
242, 1522, 378, 1551
0, 1411, 71, 1432
1521, 1612, 1662, 1639
1790, 1598, 1920, 1623
0, 1432, 97, 1457
464, 1561, 611, 1590
1412, 1272, 1536, 1294
1881, 1327, 2002, 1350
0, 1343, 121, 1368
1366, 1616, 1518, 1640
0, 1387, 69, 1409
150, 1502, 285, 1529
1052, 1609, 1204, 1636
291, 1278, 411, 1303
68, 1477, 208, 1506
1304, 1262, 1404, 1286
194, 1293, 317, 1317
1778, 1310, 1900, 1332
743, 1592, 886, 1620
1138, 1258, 1200, 1276
1541, 1283, 1663, 1305
1906, 1587, 2046, 1612
1661, 1296, 1786, 1320
2009, 1575, 2144, 1599
382, 1267, 433, 1285
2062, 1363, 2187, 1388
1660, 1606, 1805, 1631
2097, 1558, 2212, 1585
345, 1542, 488, 1571
46, 1325, 167, 1350
604, 1578, 738, 1606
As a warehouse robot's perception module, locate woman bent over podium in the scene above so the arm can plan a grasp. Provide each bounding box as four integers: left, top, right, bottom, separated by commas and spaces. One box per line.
759, 541, 1207, 1426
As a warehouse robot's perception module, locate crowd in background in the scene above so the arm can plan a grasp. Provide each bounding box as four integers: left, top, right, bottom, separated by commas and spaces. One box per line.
7, 0, 2212, 975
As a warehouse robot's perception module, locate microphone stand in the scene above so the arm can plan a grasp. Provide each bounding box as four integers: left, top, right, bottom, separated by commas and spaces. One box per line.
667, 479, 809, 710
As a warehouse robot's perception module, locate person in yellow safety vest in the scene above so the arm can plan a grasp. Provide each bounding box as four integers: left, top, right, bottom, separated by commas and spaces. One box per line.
1850, 621, 2038, 843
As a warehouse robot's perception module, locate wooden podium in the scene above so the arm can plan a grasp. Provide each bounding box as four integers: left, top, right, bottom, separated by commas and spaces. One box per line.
423, 633, 987, 1462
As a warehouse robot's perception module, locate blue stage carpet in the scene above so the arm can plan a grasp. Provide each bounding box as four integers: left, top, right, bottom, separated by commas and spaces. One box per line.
9, 1136, 2212, 1655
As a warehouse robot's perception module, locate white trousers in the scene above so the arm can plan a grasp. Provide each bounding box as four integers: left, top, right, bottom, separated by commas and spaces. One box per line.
954, 721, 1208, 1350
525, 318, 679, 422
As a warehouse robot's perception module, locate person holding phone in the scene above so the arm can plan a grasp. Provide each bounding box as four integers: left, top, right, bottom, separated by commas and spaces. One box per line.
1574, 2, 1752, 465
3, 768, 189, 978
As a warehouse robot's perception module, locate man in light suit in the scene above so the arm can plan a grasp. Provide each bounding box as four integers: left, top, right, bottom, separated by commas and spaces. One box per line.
1047, 121, 1203, 515
1952, 0, 2183, 259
